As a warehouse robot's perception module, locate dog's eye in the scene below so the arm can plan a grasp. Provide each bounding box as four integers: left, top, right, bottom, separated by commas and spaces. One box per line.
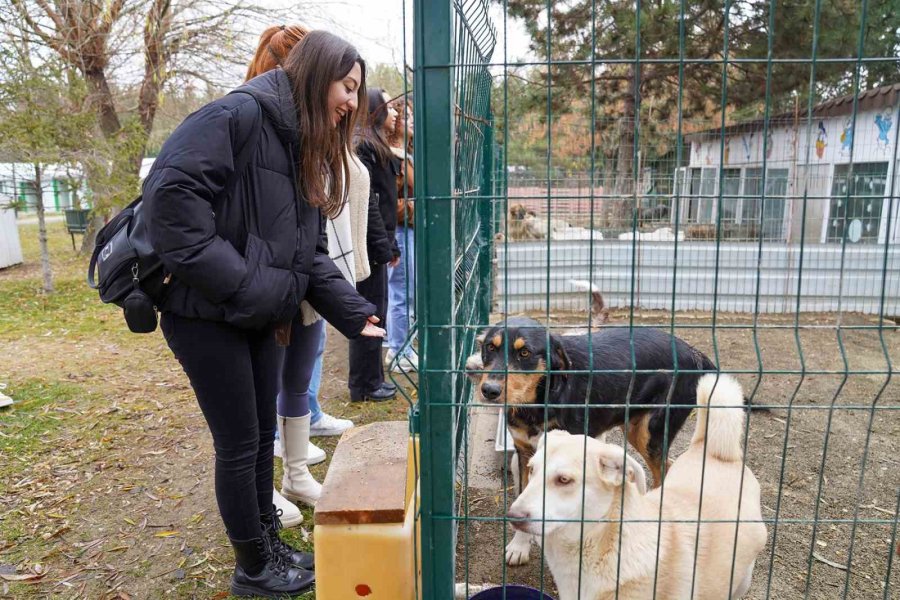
518, 349, 531, 359
556, 475, 573, 486
486, 343, 496, 352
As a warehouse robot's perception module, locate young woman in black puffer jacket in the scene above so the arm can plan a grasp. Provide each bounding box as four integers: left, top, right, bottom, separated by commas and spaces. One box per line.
143, 31, 384, 598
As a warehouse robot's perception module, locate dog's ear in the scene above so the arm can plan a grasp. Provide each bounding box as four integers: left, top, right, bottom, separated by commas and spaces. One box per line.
598, 451, 643, 491
549, 334, 570, 370
547, 335, 570, 396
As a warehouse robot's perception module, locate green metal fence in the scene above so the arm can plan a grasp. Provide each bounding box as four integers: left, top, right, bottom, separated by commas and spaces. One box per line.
413, 0, 498, 597
411, 0, 899, 598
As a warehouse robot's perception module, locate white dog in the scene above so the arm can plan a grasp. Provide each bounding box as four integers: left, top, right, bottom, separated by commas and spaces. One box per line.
507, 374, 766, 600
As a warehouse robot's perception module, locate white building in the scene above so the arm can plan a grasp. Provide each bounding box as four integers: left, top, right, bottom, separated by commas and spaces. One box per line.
680, 83, 899, 245
0, 162, 88, 214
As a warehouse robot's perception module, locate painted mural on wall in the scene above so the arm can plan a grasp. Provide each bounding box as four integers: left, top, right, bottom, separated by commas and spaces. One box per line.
815, 121, 827, 158
840, 119, 853, 155
874, 110, 893, 152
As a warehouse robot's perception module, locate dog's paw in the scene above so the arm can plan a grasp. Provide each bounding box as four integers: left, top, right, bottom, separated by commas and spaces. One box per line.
505, 532, 532, 566
464, 352, 483, 385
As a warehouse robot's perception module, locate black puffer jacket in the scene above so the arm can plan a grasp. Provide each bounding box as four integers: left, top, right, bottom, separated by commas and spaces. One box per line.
356, 141, 400, 264
143, 69, 376, 335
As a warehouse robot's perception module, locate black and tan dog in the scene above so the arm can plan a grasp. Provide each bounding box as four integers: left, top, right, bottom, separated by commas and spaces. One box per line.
466, 316, 717, 565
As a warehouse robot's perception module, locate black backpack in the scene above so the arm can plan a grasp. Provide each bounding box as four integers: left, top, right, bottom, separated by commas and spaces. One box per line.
88, 94, 262, 333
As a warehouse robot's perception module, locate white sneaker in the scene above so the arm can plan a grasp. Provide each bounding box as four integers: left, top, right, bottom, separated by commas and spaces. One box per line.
383, 349, 397, 367
273, 488, 303, 528
276, 439, 323, 464
308, 440, 326, 465
391, 355, 418, 373
310, 413, 354, 437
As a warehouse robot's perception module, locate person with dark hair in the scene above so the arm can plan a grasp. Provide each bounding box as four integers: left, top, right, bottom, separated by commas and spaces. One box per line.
385, 97, 417, 374
143, 30, 383, 597
349, 88, 401, 402
245, 24, 372, 530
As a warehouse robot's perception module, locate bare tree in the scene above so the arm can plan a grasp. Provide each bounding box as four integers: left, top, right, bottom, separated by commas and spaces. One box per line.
32, 163, 54, 293
4, 0, 282, 250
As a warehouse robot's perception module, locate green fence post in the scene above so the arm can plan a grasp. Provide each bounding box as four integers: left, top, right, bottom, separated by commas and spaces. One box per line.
414, 0, 456, 597
480, 115, 496, 319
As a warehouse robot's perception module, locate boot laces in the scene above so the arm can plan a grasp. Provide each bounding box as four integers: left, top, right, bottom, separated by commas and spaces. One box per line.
263, 510, 293, 560
261, 535, 292, 576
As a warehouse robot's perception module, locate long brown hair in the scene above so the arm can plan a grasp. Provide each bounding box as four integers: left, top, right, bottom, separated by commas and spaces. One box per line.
282, 31, 367, 218
359, 87, 394, 166
245, 25, 309, 81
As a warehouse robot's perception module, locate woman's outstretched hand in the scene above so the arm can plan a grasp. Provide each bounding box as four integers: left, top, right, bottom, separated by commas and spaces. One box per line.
360, 315, 386, 338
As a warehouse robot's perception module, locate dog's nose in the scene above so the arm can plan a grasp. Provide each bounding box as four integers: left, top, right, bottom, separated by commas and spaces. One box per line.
506, 509, 530, 527
481, 381, 502, 401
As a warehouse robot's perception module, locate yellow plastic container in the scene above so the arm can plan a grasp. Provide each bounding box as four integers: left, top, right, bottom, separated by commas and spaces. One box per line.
314, 423, 421, 599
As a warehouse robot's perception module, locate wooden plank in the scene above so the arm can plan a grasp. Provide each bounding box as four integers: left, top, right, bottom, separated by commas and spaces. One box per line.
314, 421, 410, 526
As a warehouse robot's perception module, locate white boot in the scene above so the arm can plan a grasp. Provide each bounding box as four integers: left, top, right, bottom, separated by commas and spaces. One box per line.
278, 413, 322, 506
272, 488, 303, 528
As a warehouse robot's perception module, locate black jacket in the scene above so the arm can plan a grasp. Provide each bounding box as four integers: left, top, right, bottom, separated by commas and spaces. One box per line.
356, 141, 400, 264
143, 69, 375, 335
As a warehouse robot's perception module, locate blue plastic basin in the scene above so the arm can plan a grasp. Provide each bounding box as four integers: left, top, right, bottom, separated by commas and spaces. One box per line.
468, 585, 557, 600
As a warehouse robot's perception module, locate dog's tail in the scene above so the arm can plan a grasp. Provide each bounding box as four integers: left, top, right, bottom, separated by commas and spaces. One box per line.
691, 374, 747, 463
568, 279, 609, 324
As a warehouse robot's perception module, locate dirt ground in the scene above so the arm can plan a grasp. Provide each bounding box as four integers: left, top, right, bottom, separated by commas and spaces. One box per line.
455, 311, 900, 599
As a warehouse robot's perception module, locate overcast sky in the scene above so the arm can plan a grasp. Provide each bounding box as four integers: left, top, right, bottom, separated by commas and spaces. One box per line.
264, 0, 533, 71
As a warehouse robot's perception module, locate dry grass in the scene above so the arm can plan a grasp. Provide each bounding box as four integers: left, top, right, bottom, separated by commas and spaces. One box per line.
0, 222, 412, 599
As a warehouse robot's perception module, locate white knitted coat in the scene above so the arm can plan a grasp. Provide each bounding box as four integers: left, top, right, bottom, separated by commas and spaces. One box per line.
299, 152, 371, 326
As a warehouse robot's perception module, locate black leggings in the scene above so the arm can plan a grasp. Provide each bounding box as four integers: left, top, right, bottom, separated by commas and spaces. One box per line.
161, 313, 277, 541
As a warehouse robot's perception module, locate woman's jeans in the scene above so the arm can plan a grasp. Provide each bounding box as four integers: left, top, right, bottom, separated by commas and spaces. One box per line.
161, 313, 276, 541
388, 227, 415, 358
276, 316, 326, 419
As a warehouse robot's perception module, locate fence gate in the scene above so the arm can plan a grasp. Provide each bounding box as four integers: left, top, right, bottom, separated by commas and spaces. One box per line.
412, 0, 899, 599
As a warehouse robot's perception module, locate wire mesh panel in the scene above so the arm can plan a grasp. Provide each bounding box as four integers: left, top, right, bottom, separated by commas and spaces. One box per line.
414, 0, 899, 599
414, 0, 497, 597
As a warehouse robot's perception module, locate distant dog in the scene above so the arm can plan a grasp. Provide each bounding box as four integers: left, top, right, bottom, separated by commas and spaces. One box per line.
507, 203, 543, 241
467, 316, 717, 565
506, 203, 582, 241
508, 374, 766, 600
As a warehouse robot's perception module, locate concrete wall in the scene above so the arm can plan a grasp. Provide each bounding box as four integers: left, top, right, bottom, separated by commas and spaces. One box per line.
495, 240, 900, 315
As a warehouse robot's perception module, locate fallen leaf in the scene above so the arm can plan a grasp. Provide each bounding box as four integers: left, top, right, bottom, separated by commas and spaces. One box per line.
813, 552, 847, 571
0, 572, 45, 582
154, 530, 179, 538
